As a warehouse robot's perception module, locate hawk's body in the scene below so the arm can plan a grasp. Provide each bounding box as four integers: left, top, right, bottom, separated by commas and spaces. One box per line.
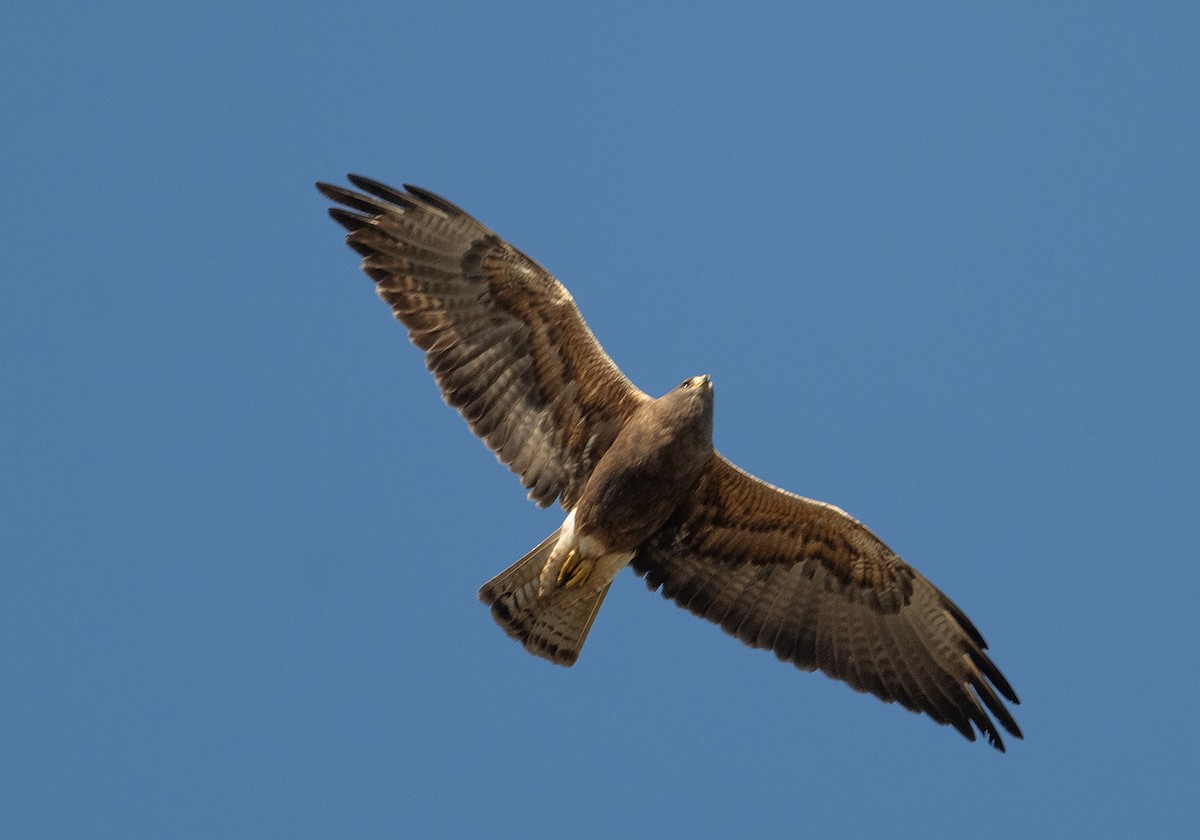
318, 176, 1022, 751
482, 374, 714, 665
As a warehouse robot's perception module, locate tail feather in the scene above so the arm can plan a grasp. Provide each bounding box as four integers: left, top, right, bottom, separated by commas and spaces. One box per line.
478, 529, 613, 666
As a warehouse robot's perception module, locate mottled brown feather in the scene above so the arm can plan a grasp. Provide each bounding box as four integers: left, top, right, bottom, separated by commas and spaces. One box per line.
318, 177, 647, 509
633, 455, 1022, 751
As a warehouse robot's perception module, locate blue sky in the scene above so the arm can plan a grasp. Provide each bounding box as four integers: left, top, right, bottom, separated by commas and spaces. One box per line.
3, 2, 1198, 837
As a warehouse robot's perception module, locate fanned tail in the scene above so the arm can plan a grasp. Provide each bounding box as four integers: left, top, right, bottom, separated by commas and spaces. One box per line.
478, 529, 613, 666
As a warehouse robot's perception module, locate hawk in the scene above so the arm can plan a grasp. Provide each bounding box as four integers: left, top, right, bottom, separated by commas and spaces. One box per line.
317, 175, 1022, 751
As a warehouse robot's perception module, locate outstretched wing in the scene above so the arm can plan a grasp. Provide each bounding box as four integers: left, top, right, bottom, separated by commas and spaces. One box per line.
632, 455, 1022, 751
318, 176, 648, 509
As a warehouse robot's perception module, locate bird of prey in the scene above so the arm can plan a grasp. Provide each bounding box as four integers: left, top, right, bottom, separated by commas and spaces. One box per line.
317, 175, 1022, 751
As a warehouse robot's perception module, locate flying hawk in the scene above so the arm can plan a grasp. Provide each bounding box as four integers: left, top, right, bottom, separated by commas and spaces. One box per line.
317, 175, 1022, 751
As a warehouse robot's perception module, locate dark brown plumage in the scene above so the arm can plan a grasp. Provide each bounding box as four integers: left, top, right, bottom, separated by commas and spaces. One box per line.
318, 175, 1022, 751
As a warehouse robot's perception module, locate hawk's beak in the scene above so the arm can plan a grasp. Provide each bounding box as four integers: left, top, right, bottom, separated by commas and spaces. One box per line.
693, 375, 712, 390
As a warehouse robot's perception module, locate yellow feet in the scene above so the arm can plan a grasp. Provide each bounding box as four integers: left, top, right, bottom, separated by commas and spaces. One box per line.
556, 548, 594, 589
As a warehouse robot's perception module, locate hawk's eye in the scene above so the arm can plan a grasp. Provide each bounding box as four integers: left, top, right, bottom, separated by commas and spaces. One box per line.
680, 378, 692, 388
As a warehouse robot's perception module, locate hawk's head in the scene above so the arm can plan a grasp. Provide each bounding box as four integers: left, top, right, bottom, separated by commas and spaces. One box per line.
662, 374, 714, 447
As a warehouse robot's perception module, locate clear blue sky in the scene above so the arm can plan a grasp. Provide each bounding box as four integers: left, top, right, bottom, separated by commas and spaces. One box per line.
3, 2, 1198, 837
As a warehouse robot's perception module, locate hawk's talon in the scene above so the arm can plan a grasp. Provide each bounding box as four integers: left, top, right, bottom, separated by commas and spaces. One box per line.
556, 549, 593, 589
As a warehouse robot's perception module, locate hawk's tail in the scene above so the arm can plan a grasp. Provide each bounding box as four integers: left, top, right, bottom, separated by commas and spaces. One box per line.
478, 529, 613, 667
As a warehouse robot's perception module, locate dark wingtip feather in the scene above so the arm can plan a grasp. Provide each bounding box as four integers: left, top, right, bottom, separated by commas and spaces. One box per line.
976, 651, 1020, 706
402, 183, 465, 216
947, 714, 978, 745
974, 675, 1024, 741
326, 206, 371, 232
318, 182, 394, 217
347, 173, 417, 208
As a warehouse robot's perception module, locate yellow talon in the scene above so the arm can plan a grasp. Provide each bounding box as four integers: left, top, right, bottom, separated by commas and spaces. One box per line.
556, 548, 593, 589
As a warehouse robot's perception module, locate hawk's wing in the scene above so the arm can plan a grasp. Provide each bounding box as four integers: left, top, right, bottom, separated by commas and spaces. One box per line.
318, 176, 648, 509
632, 455, 1022, 751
